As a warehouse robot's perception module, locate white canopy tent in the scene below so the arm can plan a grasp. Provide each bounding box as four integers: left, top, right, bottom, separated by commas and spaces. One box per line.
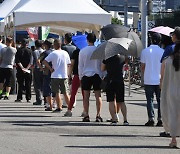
10, 0, 111, 32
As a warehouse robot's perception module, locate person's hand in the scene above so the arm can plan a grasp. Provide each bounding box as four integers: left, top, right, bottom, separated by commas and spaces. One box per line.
50, 68, 54, 73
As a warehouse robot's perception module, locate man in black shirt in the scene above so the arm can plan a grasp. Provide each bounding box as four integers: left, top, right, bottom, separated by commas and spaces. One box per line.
102, 54, 129, 125
15, 39, 33, 102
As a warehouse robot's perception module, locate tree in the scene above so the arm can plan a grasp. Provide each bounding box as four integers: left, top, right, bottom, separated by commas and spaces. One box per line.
111, 17, 123, 25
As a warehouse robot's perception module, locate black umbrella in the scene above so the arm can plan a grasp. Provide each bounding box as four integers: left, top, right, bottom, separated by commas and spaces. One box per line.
101, 24, 143, 57
101, 24, 130, 40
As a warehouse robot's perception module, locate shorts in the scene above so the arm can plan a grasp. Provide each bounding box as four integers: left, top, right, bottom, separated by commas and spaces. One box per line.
81, 74, 102, 91
51, 78, 69, 94
43, 75, 55, 97
0, 68, 13, 87
106, 80, 124, 102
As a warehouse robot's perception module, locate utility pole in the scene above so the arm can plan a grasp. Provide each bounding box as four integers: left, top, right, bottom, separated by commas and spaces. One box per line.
124, 0, 128, 27
141, 0, 148, 49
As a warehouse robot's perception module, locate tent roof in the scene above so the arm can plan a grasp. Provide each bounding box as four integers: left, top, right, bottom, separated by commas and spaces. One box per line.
12, 0, 111, 31
0, 0, 29, 18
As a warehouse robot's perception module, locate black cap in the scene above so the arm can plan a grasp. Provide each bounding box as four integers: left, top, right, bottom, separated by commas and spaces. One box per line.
21, 38, 29, 45
151, 33, 161, 44
170, 27, 180, 40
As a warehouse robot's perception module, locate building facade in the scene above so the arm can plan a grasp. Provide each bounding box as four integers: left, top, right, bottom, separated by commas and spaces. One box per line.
166, 0, 180, 10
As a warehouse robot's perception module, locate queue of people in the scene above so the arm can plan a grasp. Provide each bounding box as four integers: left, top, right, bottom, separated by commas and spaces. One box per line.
0, 27, 179, 148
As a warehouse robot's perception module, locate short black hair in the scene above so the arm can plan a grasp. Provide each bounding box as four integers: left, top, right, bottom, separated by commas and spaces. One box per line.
65, 33, 72, 43
35, 40, 43, 48
21, 38, 29, 45
151, 33, 161, 45
87, 33, 96, 43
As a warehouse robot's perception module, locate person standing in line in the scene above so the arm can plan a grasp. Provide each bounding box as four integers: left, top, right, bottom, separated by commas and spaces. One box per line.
15, 39, 33, 103
38, 39, 55, 111
43, 39, 71, 112
0, 35, 6, 51
141, 33, 164, 126
78, 33, 103, 122
61, 33, 77, 108
160, 39, 180, 148
101, 55, 129, 125
32, 40, 44, 105
64, 48, 84, 117
0, 37, 16, 100
159, 27, 180, 137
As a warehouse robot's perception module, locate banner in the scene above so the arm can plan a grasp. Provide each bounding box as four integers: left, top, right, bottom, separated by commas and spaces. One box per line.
26, 27, 38, 40
42, 26, 50, 40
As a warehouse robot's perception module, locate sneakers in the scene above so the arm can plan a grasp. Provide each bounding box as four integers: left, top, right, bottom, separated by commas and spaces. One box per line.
45, 107, 52, 111
64, 110, 72, 117
159, 131, 170, 137
62, 105, 68, 108
4, 96, 9, 100
0, 94, 4, 99
123, 121, 129, 126
145, 120, 154, 126
52, 108, 63, 113
33, 101, 42, 105
82, 116, 90, 122
156, 120, 163, 127
95, 116, 103, 122
111, 121, 118, 125
27, 100, 31, 103
15, 99, 22, 102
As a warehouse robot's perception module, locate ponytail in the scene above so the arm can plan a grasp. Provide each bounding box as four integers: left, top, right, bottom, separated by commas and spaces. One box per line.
172, 43, 180, 71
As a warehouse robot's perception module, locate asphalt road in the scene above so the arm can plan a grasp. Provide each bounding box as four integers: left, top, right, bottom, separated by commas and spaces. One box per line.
0, 85, 179, 154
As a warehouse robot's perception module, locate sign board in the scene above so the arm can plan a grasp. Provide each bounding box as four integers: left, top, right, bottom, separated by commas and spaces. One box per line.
148, 21, 155, 30
138, 20, 155, 32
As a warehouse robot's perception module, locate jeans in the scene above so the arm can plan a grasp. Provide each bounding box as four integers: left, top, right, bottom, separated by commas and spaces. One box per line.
144, 85, 161, 121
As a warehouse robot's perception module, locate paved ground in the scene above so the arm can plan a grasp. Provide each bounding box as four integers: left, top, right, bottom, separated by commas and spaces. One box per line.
0, 84, 179, 154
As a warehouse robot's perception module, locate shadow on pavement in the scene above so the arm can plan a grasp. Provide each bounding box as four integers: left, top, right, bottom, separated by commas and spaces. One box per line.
65, 145, 177, 149
60, 134, 159, 138
128, 102, 158, 109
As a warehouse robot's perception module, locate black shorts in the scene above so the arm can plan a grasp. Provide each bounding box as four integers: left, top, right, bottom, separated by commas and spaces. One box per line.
106, 80, 124, 102
81, 74, 102, 91
0, 68, 13, 87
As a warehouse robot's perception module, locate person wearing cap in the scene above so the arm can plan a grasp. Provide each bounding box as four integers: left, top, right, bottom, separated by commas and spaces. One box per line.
15, 38, 33, 103
141, 33, 164, 126
0, 37, 16, 100
38, 38, 55, 111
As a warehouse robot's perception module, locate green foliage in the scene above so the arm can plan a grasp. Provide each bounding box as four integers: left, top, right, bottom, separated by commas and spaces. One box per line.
155, 10, 180, 28
111, 17, 123, 25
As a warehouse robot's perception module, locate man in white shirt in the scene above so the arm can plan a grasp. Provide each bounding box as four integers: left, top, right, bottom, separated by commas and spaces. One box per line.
141, 33, 164, 126
79, 33, 103, 122
44, 39, 71, 112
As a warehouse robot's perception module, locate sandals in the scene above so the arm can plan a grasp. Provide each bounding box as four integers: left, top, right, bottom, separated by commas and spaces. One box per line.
169, 142, 177, 148
96, 116, 103, 122
82, 116, 90, 122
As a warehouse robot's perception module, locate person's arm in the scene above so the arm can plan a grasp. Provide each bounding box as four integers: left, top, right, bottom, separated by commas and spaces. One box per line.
69, 59, 75, 75
101, 63, 106, 71
141, 63, 145, 74
43, 60, 54, 73
78, 51, 84, 80
160, 61, 165, 89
